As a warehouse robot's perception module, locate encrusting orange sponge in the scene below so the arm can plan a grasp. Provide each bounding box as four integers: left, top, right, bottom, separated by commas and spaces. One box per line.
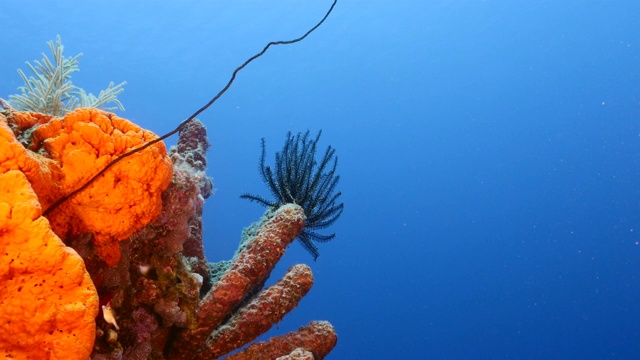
0, 119, 98, 359
0, 111, 62, 208
28, 108, 173, 265
2, 108, 173, 265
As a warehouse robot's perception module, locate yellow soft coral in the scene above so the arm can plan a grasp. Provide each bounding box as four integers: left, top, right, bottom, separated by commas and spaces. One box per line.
0, 121, 98, 359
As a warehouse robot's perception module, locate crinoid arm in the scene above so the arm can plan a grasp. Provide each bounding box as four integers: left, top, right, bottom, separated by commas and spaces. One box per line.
240, 193, 279, 208
242, 129, 344, 259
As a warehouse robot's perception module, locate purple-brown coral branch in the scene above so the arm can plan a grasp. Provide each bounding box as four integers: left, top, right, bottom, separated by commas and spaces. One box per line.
224, 321, 338, 360
169, 204, 306, 359
203, 264, 314, 359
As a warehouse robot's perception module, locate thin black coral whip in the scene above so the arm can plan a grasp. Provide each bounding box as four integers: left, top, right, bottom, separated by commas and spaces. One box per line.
241, 130, 344, 260
40, 0, 338, 217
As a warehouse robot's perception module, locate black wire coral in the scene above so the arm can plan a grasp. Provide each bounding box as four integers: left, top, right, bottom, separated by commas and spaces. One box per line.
241, 130, 344, 259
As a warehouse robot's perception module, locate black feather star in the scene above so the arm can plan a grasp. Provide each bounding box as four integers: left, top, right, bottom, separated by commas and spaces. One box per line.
241, 130, 344, 260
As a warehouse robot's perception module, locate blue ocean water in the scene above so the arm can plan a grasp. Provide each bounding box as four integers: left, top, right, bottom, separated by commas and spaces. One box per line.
2, 1, 640, 358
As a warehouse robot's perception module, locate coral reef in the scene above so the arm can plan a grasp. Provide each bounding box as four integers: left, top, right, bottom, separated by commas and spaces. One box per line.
0, 109, 337, 359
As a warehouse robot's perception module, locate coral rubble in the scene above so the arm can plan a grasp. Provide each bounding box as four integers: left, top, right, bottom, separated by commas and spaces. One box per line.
0, 109, 337, 359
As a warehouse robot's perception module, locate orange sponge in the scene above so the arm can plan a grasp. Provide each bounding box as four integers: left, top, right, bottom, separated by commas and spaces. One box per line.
30, 108, 173, 265
2, 108, 173, 265
0, 118, 98, 359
